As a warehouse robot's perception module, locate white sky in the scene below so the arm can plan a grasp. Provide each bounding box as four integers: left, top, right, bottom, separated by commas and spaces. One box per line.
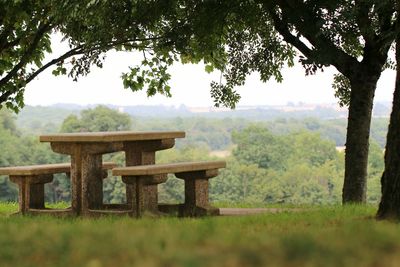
25, 46, 396, 108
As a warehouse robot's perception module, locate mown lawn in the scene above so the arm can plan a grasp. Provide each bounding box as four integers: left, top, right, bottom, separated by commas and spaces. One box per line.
0, 203, 399, 267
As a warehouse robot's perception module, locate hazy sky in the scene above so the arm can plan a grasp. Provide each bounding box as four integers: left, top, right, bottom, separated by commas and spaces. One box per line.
25, 48, 396, 108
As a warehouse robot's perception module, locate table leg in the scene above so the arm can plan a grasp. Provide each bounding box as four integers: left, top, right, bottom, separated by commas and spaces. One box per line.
124, 147, 158, 212
70, 148, 82, 215
81, 153, 103, 215
121, 175, 145, 218
50, 142, 121, 217
142, 152, 158, 212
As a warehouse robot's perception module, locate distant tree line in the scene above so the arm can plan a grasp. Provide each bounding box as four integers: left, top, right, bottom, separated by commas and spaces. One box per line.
15, 105, 391, 150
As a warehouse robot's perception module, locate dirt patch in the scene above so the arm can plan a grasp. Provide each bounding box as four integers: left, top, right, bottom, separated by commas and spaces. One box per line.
219, 208, 301, 216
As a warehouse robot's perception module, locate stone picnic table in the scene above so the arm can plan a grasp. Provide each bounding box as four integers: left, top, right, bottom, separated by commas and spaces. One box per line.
39, 131, 185, 216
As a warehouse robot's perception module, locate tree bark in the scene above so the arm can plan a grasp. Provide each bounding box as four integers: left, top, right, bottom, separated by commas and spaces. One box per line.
342, 70, 379, 203
376, 37, 400, 220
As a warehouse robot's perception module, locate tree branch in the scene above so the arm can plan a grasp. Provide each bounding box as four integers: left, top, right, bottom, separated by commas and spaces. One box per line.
268, 9, 313, 59
0, 23, 52, 88
0, 37, 23, 54
377, 0, 395, 36
25, 46, 84, 84
25, 37, 154, 85
0, 25, 15, 52
0, 28, 167, 105
375, 2, 397, 51
354, 0, 377, 45
273, 0, 360, 75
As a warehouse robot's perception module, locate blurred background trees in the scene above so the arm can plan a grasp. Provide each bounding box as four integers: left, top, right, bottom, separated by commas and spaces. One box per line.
60, 105, 132, 132
0, 106, 385, 205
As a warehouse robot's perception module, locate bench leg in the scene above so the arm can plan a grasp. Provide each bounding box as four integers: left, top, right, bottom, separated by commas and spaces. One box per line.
176, 170, 220, 217
10, 177, 28, 214
27, 175, 53, 212
28, 183, 45, 209
182, 178, 212, 216
10, 175, 53, 214
185, 179, 209, 207
124, 173, 167, 217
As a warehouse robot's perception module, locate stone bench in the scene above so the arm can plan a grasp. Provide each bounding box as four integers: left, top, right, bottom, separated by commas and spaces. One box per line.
0, 162, 116, 215
112, 161, 226, 217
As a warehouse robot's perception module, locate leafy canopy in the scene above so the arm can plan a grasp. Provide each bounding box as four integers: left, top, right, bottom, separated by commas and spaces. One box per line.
0, 0, 181, 111
0, 0, 397, 111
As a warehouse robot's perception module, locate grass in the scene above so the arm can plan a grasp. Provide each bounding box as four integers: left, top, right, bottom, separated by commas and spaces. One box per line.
0, 203, 399, 267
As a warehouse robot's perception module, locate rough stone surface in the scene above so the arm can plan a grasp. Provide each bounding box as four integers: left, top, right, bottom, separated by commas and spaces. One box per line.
122, 175, 147, 217
42, 132, 182, 217
123, 140, 174, 213
176, 170, 219, 217
41, 131, 185, 143
115, 161, 225, 217
9, 174, 53, 214
81, 154, 103, 213
5, 162, 115, 216
113, 161, 225, 176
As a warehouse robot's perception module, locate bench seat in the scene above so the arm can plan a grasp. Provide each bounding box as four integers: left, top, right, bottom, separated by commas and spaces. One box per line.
0, 162, 116, 215
112, 161, 226, 176
112, 161, 226, 217
0, 162, 116, 176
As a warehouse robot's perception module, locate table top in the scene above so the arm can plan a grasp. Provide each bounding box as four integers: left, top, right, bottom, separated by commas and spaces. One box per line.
39, 131, 185, 143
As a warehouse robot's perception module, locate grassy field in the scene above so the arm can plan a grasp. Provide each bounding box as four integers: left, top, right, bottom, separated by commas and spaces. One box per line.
0, 203, 399, 267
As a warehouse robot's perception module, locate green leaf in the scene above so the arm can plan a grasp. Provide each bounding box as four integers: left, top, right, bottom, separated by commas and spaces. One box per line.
205, 64, 214, 73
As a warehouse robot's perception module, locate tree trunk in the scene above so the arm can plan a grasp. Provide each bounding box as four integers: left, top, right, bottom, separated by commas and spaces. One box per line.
376, 38, 400, 220
342, 71, 379, 203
